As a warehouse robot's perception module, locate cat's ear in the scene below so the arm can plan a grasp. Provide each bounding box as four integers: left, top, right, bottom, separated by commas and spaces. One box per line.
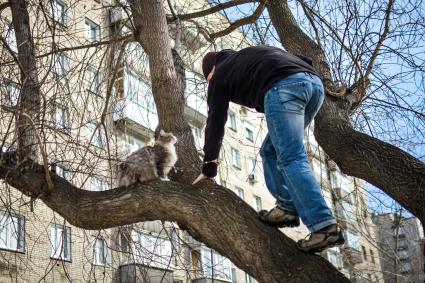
160, 129, 165, 136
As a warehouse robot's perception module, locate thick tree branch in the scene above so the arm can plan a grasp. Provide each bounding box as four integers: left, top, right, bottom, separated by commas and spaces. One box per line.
266, 1, 425, 225
0, 152, 349, 283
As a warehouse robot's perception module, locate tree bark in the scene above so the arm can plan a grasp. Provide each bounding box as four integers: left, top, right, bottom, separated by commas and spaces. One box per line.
0, 152, 349, 283
9, 0, 42, 161
266, 0, 425, 225
129, 0, 201, 184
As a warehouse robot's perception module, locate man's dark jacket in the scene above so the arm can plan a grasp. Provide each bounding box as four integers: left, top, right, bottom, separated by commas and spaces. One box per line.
202, 45, 319, 177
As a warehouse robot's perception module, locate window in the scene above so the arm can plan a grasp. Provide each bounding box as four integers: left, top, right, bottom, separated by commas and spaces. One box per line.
51, 224, 71, 261
231, 267, 237, 283
400, 261, 411, 274
327, 248, 343, 269
245, 273, 255, 283
322, 189, 333, 210
92, 236, 108, 266
345, 230, 360, 251
361, 245, 367, 260
49, 0, 67, 26
370, 249, 376, 263
253, 195, 262, 212
2, 22, 17, 52
398, 249, 409, 260
53, 52, 69, 76
247, 158, 258, 183
244, 121, 254, 141
234, 187, 244, 200
56, 165, 71, 182
84, 18, 100, 42
191, 125, 202, 149
0, 212, 24, 253
1, 81, 20, 107
131, 230, 172, 269
126, 135, 144, 154
54, 104, 70, 132
86, 67, 101, 94
197, 248, 232, 281
87, 122, 106, 148
231, 148, 241, 169
170, 228, 180, 253
91, 176, 108, 191
340, 201, 354, 222
227, 112, 237, 131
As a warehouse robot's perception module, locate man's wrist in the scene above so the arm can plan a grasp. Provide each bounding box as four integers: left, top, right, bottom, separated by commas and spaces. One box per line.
202, 161, 218, 177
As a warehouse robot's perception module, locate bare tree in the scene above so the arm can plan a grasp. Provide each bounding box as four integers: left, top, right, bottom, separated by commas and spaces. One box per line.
0, 0, 423, 282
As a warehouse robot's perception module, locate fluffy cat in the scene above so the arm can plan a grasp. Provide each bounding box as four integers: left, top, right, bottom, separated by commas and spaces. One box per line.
118, 129, 178, 186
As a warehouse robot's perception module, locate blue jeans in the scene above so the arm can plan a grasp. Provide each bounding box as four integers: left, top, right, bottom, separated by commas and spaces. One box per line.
260, 72, 336, 232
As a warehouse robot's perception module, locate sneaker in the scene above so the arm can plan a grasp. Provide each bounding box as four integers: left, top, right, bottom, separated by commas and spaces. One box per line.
258, 206, 300, 228
296, 224, 345, 253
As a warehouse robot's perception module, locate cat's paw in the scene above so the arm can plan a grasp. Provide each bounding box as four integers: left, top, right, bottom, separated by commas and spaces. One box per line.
160, 177, 170, 181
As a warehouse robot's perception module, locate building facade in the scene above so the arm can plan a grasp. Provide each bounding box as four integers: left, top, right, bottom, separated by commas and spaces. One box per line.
373, 214, 425, 283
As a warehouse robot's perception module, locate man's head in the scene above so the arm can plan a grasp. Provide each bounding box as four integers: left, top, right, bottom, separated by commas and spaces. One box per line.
202, 52, 217, 81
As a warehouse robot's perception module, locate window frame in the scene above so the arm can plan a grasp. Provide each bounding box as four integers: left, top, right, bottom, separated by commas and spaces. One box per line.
92, 236, 108, 266
0, 211, 25, 253
49, 0, 68, 26
84, 18, 101, 43
231, 148, 241, 169
50, 223, 72, 261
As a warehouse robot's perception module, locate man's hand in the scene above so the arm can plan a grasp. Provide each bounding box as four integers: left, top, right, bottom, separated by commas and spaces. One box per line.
192, 173, 209, 185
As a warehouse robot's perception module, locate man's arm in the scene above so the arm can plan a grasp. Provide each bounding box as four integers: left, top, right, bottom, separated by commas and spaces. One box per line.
201, 82, 230, 177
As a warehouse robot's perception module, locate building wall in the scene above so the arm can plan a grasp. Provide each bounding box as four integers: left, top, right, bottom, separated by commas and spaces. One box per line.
373, 214, 425, 283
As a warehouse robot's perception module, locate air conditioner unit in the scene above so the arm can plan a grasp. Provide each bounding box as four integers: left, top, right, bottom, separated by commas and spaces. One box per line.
248, 174, 257, 184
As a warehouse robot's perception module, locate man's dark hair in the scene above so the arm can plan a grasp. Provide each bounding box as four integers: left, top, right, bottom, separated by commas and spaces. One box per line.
202, 52, 217, 79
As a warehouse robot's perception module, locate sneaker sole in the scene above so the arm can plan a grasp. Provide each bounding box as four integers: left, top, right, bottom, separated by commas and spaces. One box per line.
297, 233, 345, 254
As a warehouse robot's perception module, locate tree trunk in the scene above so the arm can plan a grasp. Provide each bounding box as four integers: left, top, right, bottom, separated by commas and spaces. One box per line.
266, 0, 425, 226
129, 0, 201, 184
9, 0, 41, 161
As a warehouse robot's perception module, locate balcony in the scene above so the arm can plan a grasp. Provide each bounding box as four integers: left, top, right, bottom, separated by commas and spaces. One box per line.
120, 264, 173, 283
113, 69, 158, 139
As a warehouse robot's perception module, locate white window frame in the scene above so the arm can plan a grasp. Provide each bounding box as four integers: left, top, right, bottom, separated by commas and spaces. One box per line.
231, 148, 241, 169
51, 224, 71, 261
56, 165, 71, 182
86, 66, 101, 95
53, 52, 70, 76
54, 104, 70, 132
130, 229, 172, 269
1, 81, 20, 107
345, 230, 360, 251
244, 121, 254, 141
84, 18, 101, 42
234, 187, 244, 200
91, 176, 108, 191
92, 236, 108, 266
253, 195, 262, 212
2, 21, 17, 52
227, 111, 237, 131
87, 122, 106, 148
0, 212, 25, 253
190, 125, 202, 149
49, 0, 68, 26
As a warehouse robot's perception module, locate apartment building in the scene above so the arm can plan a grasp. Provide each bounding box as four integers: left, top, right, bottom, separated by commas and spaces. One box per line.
0, 0, 387, 282
373, 214, 425, 283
